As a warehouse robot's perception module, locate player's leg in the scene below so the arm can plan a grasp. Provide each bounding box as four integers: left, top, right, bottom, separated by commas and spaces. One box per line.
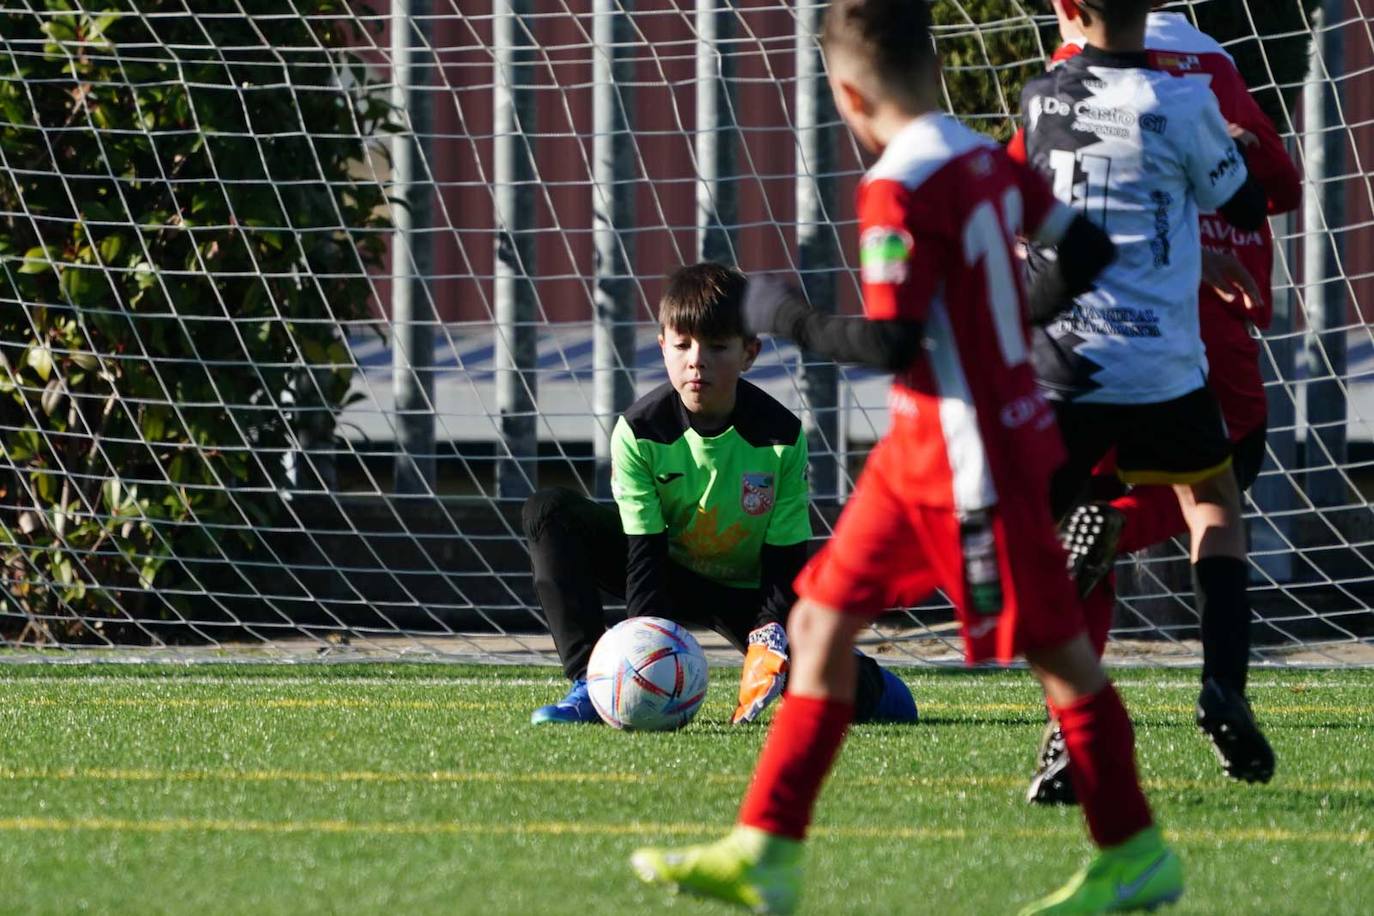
631, 452, 926, 913
1026, 579, 1113, 806
688, 579, 912, 725
523, 487, 627, 724
1175, 466, 1274, 782
630, 599, 865, 914
1118, 390, 1273, 782
1026, 404, 1119, 802
1019, 636, 1182, 915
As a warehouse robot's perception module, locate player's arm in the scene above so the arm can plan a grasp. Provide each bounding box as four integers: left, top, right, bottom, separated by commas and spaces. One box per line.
1187, 90, 1266, 232
732, 428, 810, 725
1011, 158, 1117, 324
611, 417, 671, 618
1210, 62, 1301, 215
742, 278, 923, 373
742, 179, 941, 371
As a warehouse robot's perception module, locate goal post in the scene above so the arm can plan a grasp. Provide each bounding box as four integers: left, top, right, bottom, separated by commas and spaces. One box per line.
0, 0, 1371, 665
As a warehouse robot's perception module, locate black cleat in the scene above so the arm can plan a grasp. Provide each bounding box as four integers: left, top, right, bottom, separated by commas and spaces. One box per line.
1196, 678, 1275, 783
1058, 502, 1126, 598
1026, 719, 1078, 805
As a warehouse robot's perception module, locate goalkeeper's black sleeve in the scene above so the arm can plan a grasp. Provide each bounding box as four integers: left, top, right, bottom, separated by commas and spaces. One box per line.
1026, 214, 1117, 326
757, 541, 808, 630
624, 531, 670, 619
770, 291, 924, 373
1217, 172, 1267, 231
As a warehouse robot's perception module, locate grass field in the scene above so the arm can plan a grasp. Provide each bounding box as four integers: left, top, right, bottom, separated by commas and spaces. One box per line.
0, 663, 1370, 914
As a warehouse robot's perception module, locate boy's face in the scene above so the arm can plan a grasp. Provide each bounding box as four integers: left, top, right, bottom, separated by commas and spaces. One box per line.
658, 326, 761, 423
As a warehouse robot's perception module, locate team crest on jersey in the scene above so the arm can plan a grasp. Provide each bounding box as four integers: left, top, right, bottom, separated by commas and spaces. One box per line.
860, 226, 913, 285
740, 473, 775, 516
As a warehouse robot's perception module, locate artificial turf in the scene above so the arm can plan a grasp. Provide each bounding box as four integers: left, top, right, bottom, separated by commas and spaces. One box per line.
0, 663, 1369, 914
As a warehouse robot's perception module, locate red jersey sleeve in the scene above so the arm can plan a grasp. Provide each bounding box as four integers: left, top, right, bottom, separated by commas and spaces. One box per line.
1007, 126, 1027, 164
856, 178, 946, 322
1208, 63, 1301, 215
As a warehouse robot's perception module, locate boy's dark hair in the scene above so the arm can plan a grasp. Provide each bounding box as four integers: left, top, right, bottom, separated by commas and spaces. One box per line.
659, 262, 752, 340
820, 0, 934, 98
1075, 0, 1154, 30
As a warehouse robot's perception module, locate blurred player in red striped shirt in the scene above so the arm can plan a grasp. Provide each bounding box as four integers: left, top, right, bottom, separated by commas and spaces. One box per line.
630, 2, 1183, 913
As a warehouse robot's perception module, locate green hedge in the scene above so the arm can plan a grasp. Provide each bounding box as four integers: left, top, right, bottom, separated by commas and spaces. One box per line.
0, 2, 392, 638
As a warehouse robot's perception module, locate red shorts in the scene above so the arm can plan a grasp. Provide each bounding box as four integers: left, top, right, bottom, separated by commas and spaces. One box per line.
795, 440, 1084, 665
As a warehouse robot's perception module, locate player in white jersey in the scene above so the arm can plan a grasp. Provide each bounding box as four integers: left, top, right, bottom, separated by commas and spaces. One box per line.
1020, 0, 1275, 786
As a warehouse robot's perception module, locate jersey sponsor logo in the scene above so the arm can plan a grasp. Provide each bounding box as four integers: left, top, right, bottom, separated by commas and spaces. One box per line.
1149, 189, 1173, 268
1154, 52, 1200, 72
1140, 113, 1167, 134
1056, 304, 1163, 339
1071, 101, 1135, 139
655, 472, 684, 484
1028, 94, 1073, 130
1200, 217, 1263, 247
740, 473, 775, 516
1208, 145, 1241, 186
860, 226, 913, 285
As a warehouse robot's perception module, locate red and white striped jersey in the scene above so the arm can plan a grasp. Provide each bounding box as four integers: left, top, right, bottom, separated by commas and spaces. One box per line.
858, 113, 1074, 511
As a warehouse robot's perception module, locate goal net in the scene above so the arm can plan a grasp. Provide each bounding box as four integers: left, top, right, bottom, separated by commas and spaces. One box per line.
1, 0, 1371, 665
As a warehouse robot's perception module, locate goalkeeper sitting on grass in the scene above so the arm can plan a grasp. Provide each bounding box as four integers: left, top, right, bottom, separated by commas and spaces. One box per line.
524, 262, 916, 727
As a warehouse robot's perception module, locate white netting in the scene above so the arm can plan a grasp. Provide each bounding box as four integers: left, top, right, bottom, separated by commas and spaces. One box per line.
0, 0, 1370, 665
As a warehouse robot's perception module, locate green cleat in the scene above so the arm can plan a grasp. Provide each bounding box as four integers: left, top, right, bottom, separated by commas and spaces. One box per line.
630, 825, 802, 914
1018, 826, 1183, 914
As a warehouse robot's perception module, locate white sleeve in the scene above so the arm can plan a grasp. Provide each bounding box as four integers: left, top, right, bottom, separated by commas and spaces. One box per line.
1183, 89, 1248, 212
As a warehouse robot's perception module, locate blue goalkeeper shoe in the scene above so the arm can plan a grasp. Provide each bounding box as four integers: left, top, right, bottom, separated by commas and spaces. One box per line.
631, 825, 802, 914
530, 678, 600, 725
1018, 826, 1183, 914
870, 667, 919, 723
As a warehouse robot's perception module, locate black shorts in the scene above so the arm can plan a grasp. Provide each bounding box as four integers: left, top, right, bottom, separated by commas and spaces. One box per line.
1051, 387, 1232, 517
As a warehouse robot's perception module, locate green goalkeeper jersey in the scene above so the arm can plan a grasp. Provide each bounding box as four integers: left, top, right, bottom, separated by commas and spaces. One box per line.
610, 380, 812, 589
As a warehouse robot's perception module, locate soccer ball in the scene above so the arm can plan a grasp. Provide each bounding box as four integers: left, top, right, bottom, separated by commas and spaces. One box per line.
586, 617, 709, 730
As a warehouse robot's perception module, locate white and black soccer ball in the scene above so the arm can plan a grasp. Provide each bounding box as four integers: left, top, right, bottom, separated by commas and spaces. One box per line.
586, 617, 709, 730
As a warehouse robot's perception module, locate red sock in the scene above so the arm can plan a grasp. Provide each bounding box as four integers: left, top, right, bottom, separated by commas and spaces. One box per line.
737, 694, 853, 840
1084, 577, 1115, 659
1055, 683, 1153, 848
1112, 486, 1186, 555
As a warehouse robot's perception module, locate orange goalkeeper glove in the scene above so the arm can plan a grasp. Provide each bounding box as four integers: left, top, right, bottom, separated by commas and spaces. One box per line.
731, 622, 789, 724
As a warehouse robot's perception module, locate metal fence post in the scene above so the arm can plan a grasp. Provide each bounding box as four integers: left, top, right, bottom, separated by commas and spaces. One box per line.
494, 0, 538, 499
696, 0, 736, 264
795, 2, 840, 502
390, 0, 437, 494
592, 0, 638, 499
1301, 0, 1347, 507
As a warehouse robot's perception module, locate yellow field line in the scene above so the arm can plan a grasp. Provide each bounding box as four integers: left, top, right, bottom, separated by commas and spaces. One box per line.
0, 815, 1365, 846
11, 697, 498, 711
0, 766, 1369, 795
5, 697, 1368, 717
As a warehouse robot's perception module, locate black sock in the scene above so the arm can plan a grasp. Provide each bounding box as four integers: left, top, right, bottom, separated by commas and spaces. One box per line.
1193, 556, 1252, 693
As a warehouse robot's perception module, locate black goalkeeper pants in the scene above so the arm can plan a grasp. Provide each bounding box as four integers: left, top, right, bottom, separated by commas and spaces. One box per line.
522, 487, 885, 719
